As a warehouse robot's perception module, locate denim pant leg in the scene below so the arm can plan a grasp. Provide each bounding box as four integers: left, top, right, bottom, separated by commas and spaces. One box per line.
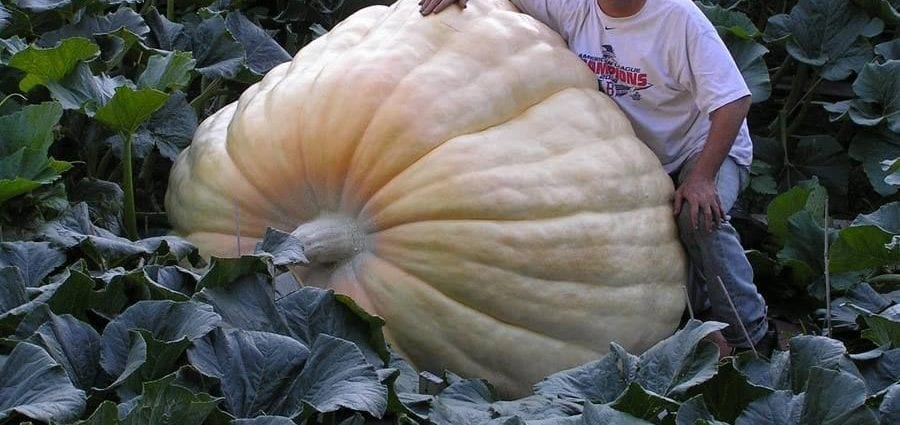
676, 157, 768, 347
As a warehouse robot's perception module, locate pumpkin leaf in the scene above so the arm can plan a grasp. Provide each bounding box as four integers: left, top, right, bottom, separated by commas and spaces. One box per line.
852, 0, 900, 25
44, 63, 129, 113
107, 91, 198, 161
788, 335, 862, 394
23, 313, 102, 391
137, 51, 195, 92
224, 12, 291, 75
194, 273, 292, 334
726, 35, 771, 103
119, 373, 220, 425
763, 0, 878, 80
255, 227, 308, 266
880, 383, 900, 424
276, 287, 388, 367
697, 2, 760, 39
766, 179, 827, 245
854, 348, 900, 394
141, 8, 190, 52
39, 203, 151, 267
534, 345, 629, 403
189, 14, 244, 79
875, 39, 900, 60
8, 37, 99, 91
429, 375, 495, 425
824, 61, 900, 133
0, 342, 86, 422
734, 390, 804, 425
691, 355, 774, 423
799, 367, 878, 424
633, 319, 727, 397
830, 202, 900, 272
849, 127, 900, 196
0, 241, 65, 287
292, 334, 388, 418
95, 86, 169, 134
99, 300, 221, 395
583, 402, 654, 424
69, 178, 125, 236
0, 101, 68, 203
861, 308, 900, 348
676, 395, 729, 425
609, 382, 679, 423
187, 327, 310, 418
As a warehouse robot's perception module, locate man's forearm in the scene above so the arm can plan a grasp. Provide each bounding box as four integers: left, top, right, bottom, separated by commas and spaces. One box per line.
686, 95, 752, 182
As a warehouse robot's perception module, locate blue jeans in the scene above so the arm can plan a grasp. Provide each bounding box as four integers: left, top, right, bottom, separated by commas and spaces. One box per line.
674, 157, 768, 347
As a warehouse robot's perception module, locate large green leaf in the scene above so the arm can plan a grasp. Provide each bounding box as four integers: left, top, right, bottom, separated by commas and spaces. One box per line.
290, 334, 388, 418
777, 210, 832, 283
194, 274, 292, 334
880, 383, 900, 424
0, 266, 27, 314
95, 86, 169, 134
120, 373, 220, 425
799, 367, 878, 424
690, 356, 773, 423
224, 12, 291, 75
849, 127, 900, 196
189, 14, 244, 79
789, 136, 850, 196
0, 268, 95, 335
137, 51, 195, 92
875, 39, 900, 60
106, 91, 198, 161
676, 395, 728, 425
766, 179, 827, 244
583, 403, 654, 424
609, 382, 679, 423
43, 63, 128, 113
0, 342, 86, 422
726, 35, 771, 103
255, 227, 308, 266
764, 0, 878, 80
142, 8, 190, 52
533, 346, 629, 404
429, 375, 495, 425
187, 327, 310, 418
854, 348, 900, 395
99, 300, 221, 391
861, 309, 900, 348
276, 286, 389, 367
70, 178, 124, 236
734, 390, 804, 425
696, 2, 760, 39
830, 202, 900, 272
15, 0, 72, 13
39, 7, 149, 47
24, 313, 102, 391
788, 336, 862, 393
827, 61, 900, 132
8, 37, 99, 91
0, 101, 67, 203
0, 241, 65, 287
631, 320, 726, 397
39, 203, 151, 267
0, 5, 9, 33
852, 0, 900, 24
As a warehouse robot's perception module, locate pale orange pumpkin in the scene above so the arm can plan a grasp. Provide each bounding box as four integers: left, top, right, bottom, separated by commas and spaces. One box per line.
166, 0, 687, 397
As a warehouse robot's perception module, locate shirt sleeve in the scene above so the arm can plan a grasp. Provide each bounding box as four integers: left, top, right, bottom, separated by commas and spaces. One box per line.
680, 17, 751, 115
508, 0, 589, 40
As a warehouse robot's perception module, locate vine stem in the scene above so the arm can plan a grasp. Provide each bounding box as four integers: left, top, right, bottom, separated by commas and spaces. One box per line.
167, 0, 175, 20
123, 132, 138, 240
780, 110, 792, 188
824, 196, 831, 338
190, 78, 224, 115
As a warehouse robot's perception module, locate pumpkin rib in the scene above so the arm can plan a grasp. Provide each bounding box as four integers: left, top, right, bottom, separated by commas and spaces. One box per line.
341, 14, 560, 216
365, 252, 606, 355
351, 252, 600, 390
353, 85, 583, 225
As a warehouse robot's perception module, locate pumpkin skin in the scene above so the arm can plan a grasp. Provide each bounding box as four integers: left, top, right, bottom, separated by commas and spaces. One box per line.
166, 0, 687, 397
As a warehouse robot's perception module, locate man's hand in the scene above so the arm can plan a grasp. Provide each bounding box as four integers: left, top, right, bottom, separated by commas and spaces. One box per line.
674, 174, 724, 234
419, 0, 468, 15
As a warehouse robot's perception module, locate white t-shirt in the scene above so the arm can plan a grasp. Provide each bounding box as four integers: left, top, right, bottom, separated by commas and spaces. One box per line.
510, 0, 753, 173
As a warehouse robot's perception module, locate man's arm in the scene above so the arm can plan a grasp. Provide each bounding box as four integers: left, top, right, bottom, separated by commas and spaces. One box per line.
673, 95, 751, 233
420, 0, 467, 15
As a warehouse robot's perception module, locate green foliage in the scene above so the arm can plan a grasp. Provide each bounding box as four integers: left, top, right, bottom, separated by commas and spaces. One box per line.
0, 0, 898, 423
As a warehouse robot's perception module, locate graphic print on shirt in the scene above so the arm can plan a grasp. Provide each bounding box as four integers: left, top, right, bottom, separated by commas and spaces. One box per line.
579, 45, 653, 101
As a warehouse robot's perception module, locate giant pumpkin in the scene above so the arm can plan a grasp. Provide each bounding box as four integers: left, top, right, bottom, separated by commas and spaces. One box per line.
166, 0, 687, 397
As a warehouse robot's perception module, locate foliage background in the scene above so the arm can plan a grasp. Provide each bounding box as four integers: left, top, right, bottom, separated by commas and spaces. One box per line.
0, 0, 898, 424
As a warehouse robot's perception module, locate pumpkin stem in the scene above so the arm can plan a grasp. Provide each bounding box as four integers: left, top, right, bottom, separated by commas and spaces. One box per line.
291, 214, 366, 265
